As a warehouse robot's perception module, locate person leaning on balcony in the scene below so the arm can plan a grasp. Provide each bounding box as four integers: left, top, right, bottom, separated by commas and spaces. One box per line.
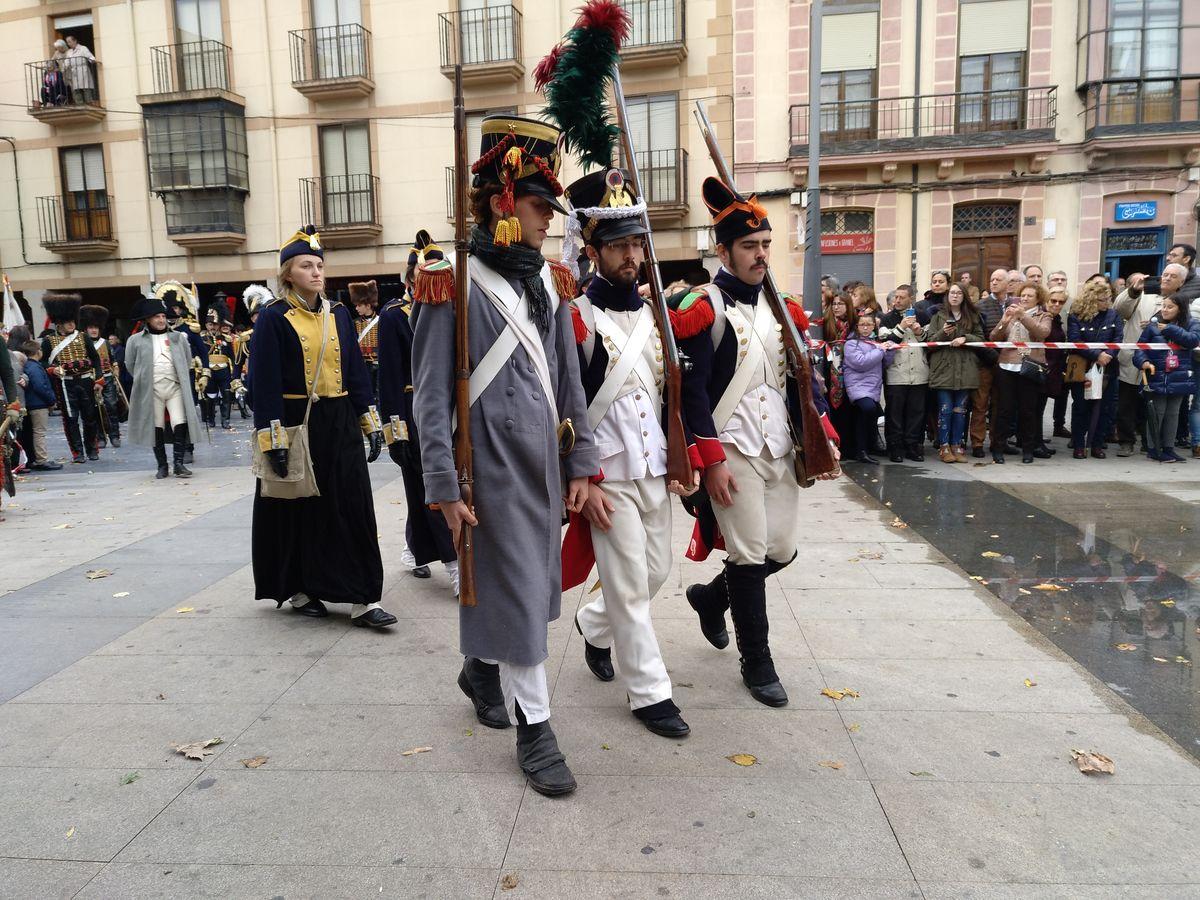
62, 35, 97, 104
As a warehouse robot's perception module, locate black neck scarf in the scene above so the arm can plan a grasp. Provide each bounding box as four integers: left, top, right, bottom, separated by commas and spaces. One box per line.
714, 267, 762, 306
470, 224, 550, 334
586, 273, 642, 312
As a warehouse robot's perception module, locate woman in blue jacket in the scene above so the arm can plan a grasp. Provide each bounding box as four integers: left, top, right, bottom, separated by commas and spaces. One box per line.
1132, 295, 1200, 462
1066, 280, 1122, 458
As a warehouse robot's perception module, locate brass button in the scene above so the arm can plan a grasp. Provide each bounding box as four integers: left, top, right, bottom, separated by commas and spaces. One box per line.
740, 339, 748, 346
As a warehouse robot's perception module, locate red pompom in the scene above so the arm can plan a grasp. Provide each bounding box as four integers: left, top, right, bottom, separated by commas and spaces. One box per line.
786, 298, 810, 332
570, 304, 589, 345
575, 0, 631, 48
533, 43, 564, 92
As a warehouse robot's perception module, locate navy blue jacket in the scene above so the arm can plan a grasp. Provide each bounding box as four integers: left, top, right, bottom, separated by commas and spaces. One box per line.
674, 269, 833, 467
1067, 308, 1123, 364
249, 298, 375, 436
377, 298, 416, 429
22, 359, 57, 410
1132, 319, 1200, 395
175, 323, 208, 367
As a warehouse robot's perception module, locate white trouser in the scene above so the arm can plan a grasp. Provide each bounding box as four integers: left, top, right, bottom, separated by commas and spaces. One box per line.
480, 658, 550, 725
711, 444, 800, 566
576, 476, 673, 711
153, 379, 186, 430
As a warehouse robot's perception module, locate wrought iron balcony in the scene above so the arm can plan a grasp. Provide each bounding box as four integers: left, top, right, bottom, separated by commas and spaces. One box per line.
1082, 77, 1200, 140
438, 5, 523, 85
25, 58, 105, 125
37, 194, 117, 258
618, 0, 686, 67
300, 174, 382, 247
289, 24, 375, 99
789, 85, 1057, 158
147, 40, 233, 98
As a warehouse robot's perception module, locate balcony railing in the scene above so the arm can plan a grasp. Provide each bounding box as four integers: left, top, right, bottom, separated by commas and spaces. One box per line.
1083, 77, 1200, 138
150, 40, 232, 95
439, 5, 522, 80
289, 24, 374, 97
622, 0, 684, 46
789, 85, 1057, 157
637, 148, 688, 209
25, 58, 104, 123
301, 174, 382, 245
37, 194, 117, 255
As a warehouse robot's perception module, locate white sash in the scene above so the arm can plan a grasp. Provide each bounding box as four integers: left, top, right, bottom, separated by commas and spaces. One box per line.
712, 301, 776, 433
47, 330, 82, 366
466, 258, 559, 418
357, 315, 379, 344
587, 305, 657, 431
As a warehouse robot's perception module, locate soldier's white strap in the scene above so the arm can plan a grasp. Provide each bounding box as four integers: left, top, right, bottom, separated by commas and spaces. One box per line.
357, 316, 379, 344
465, 258, 559, 418
712, 300, 774, 432
587, 305, 657, 431
47, 330, 81, 366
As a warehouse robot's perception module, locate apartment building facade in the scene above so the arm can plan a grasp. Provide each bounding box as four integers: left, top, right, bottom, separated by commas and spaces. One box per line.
0, 0, 728, 327
738, 0, 1200, 296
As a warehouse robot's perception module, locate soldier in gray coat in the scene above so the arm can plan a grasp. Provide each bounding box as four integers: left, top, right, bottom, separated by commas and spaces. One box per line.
412, 115, 598, 797
124, 296, 202, 478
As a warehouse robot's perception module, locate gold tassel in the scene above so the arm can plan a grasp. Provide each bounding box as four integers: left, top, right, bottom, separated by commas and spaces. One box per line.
494, 219, 511, 247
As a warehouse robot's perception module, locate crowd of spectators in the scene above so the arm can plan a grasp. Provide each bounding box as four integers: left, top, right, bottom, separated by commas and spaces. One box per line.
814, 242, 1200, 466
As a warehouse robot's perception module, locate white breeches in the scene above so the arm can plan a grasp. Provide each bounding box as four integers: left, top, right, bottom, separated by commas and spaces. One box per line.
153, 380, 186, 430
711, 444, 800, 566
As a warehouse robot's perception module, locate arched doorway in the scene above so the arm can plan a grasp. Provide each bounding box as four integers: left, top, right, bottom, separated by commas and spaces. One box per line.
951, 201, 1019, 292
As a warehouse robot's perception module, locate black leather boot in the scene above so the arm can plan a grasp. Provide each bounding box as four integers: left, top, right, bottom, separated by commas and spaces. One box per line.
153, 428, 169, 479
727, 561, 788, 708
172, 425, 193, 478
515, 706, 576, 797
685, 569, 730, 649
574, 614, 614, 681
457, 658, 511, 729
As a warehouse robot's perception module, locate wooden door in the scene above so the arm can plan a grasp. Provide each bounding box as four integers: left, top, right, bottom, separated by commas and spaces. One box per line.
951, 234, 1016, 294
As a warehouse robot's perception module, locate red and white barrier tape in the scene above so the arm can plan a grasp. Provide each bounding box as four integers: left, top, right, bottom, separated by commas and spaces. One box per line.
811, 340, 1186, 351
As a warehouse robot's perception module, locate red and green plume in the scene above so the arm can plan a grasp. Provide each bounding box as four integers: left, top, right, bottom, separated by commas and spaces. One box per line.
534, 0, 630, 171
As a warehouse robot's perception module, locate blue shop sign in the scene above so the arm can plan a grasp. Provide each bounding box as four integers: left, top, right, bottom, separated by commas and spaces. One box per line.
1114, 201, 1157, 222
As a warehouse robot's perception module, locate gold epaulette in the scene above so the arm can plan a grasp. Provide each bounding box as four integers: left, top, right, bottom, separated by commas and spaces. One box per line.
548, 260, 578, 300
413, 258, 454, 304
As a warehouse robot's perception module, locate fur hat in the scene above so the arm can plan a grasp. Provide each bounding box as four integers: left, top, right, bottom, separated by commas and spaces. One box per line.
43, 292, 82, 325
78, 304, 109, 331
347, 280, 379, 309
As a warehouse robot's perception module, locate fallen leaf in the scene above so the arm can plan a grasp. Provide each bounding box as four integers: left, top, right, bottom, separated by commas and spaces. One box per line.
1070, 749, 1115, 776
1176, 656, 1192, 666
65, 826, 75, 839
464, 728, 473, 737
170, 737, 223, 761
989, 534, 1000, 539
890, 517, 908, 528
965, 513, 975, 518
85, 569, 112, 580
1018, 588, 1031, 595
500, 873, 519, 891
727, 753, 757, 767
981, 551, 1002, 559
1023, 678, 1037, 688
847, 723, 861, 733
1112, 643, 1138, 652
820, 688, 860, 701
103, 516, 115, 521
120, 772, 140, 785
112, 591, 130, 598
969, 575, 985, 582
176, 607, 194, 614
1033, 583, 1069, 592
1153, 657, 1170, 663
239, 756, 269, 768
1159, 599, 1176, 607
909, 770, 934, 777
52, 523, 72, 530
600, 743, 611, 750
818, 760, 845, 770
400, 746, 432, 757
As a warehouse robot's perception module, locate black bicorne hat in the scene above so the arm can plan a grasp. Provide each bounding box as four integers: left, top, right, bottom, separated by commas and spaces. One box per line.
564, 167, 648, 245
471, 115, 566, 245
702, 177, 771, 247
131, 297, 169, 322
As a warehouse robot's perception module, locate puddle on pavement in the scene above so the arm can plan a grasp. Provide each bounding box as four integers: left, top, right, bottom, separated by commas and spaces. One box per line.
845, 464, 1200, 759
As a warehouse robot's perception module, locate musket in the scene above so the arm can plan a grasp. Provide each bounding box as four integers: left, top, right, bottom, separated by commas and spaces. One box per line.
612, 69, 694, 489
451, 63, 477, 608
692, 100, 839, 484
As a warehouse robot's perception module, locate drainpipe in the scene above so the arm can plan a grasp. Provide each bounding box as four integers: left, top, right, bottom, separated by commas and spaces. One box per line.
0, 137, 32, 267
262, 0, 282, 272
909, 0, 922, 287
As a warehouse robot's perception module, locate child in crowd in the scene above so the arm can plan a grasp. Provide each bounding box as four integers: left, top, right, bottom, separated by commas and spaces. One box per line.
842, 312, 895, 465
1132, 296, 1200, 463
21, 342, 62, 471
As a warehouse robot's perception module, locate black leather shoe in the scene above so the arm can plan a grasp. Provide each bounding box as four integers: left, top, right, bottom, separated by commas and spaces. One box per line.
972, 447, 986, 459
1031, 447, 1051, 460
854, 451, 878, 465
889, 452, 904, 463
1053, 426, 1072, 439
86, 449, 99, 461
1091, 447, 1107, 459
411, 565, 431, 579
1022, 452, 1034, 464
457, 659, 511, 729
292, 597, 329, 618
110, 436, 121, 448
1004, 442, 1021, 455
685, 582, 729, 650
906, 450, 925, 462
575, 615, 614, 682
516, 721, 577, 796
743, 675, 788, 708
352, 607, 397, 628
642, 713, 690, 738
992, 451, 1005, 464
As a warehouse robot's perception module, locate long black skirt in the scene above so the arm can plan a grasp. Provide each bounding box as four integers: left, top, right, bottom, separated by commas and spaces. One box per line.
400, 425, 457, 567
252, 395, 383, 605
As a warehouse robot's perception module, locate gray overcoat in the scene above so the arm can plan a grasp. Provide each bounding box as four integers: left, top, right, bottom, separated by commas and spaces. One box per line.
412, 260, 598, 666
123, 328, 203, 446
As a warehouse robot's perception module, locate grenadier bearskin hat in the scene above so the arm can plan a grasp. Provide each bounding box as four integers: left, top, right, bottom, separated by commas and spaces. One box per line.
43, 292, 82, 324
347, 280, 379, 309
702, 177, 772, 248
78, 304, 109, 331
